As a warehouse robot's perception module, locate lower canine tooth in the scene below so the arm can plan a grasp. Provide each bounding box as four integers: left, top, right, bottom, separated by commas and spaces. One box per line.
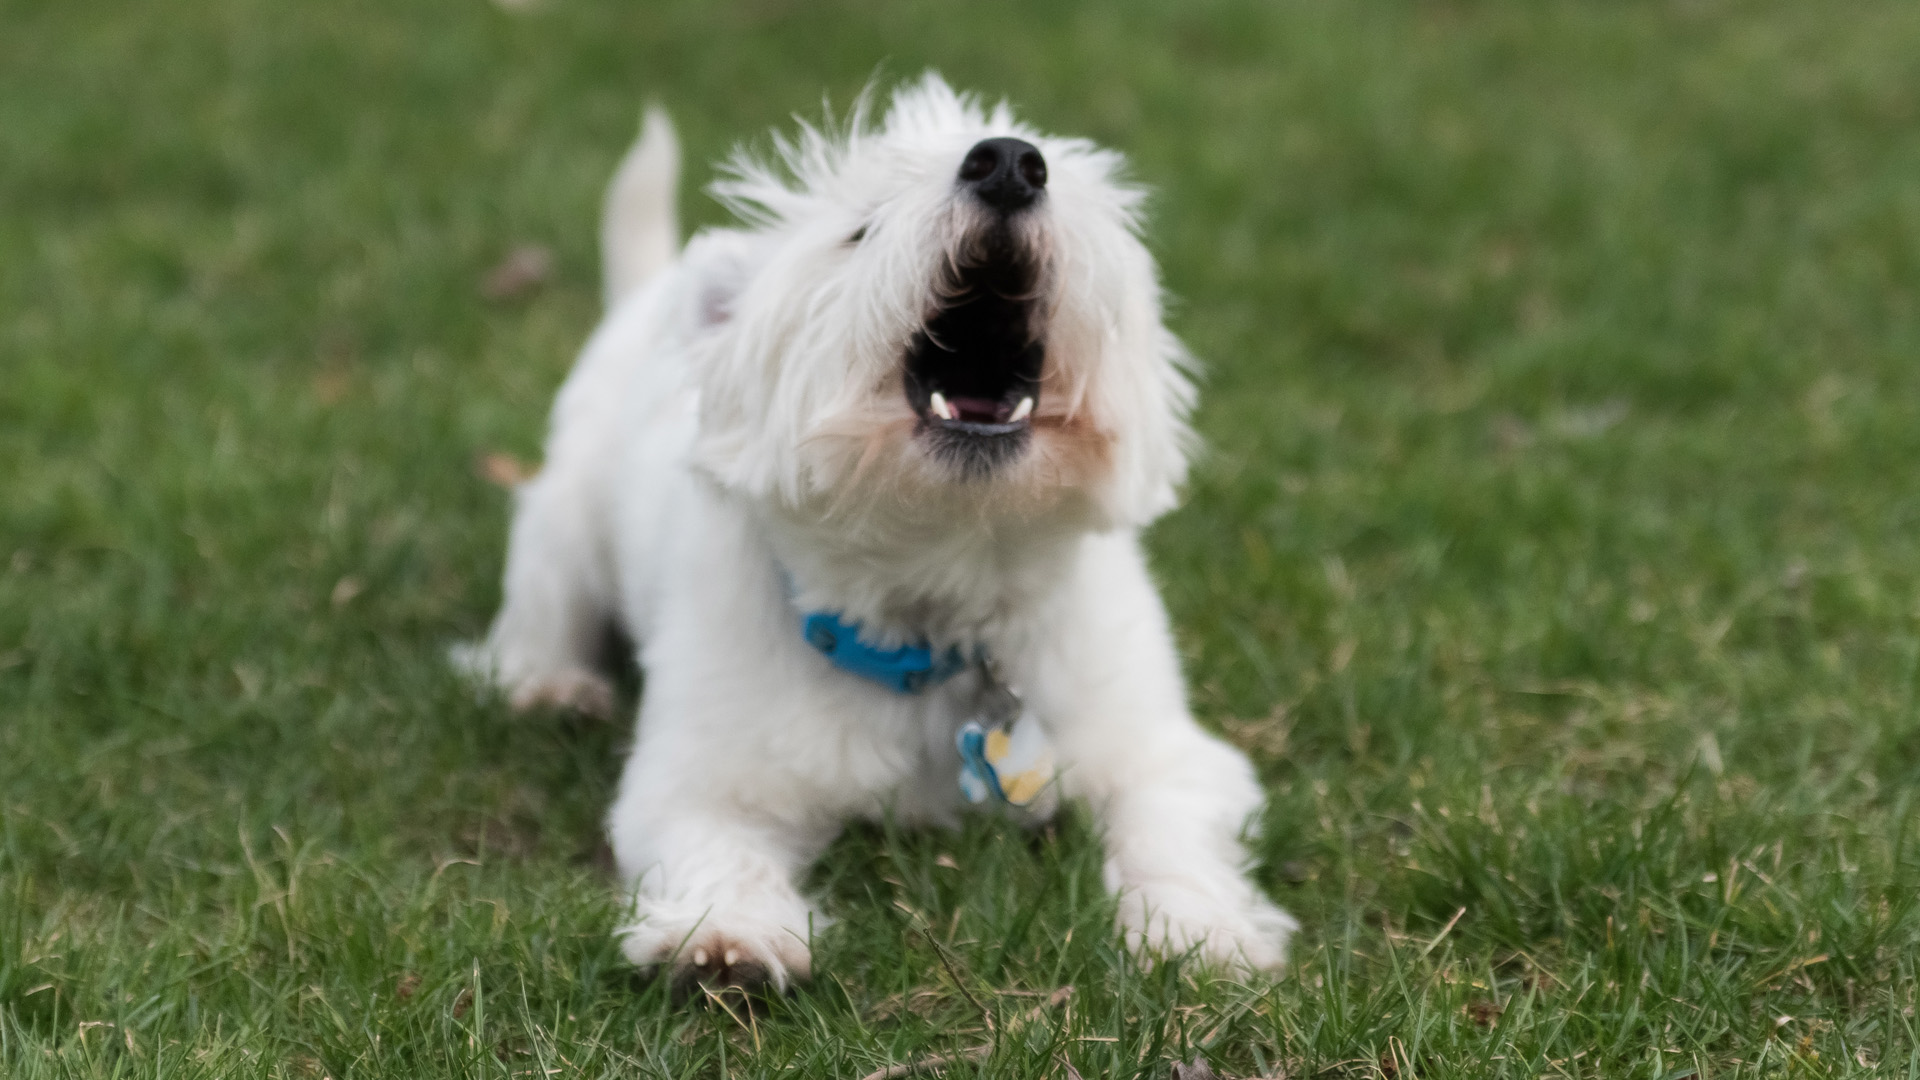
929, 391, 953, 420
1008, 396, 1034, 423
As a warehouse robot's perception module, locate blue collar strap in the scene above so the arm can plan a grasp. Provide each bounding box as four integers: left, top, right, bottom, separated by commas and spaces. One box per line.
800, 610, 967, 694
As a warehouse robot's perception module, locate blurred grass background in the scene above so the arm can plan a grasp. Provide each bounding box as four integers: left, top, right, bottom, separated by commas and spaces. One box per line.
4, 0, 1920, 1076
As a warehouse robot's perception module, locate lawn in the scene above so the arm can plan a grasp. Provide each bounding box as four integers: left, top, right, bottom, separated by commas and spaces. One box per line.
5, 0, 1920, 1076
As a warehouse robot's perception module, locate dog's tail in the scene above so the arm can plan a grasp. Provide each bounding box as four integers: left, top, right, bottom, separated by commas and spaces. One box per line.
601, 105, 680, 308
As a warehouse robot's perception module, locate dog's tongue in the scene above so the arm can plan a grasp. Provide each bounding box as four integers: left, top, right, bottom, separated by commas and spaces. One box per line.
948, 396, 1003, 423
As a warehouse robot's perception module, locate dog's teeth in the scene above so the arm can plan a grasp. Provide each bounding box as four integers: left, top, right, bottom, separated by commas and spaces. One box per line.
929, 391, 954, 420
691, 948, 709, 967
1009, 396, 1034, 423
724, 948, 741, 967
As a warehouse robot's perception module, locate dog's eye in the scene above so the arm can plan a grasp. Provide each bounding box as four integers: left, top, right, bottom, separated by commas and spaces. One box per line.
845, 224, 868, 246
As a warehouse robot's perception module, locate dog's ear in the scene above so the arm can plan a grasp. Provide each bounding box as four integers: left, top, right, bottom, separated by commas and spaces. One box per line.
698, 281, 734, 329
682, 227, 812, 502
681, 231, 760, 332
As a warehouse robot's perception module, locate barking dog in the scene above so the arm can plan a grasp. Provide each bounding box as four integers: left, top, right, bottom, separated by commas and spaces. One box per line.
460, 74, 1296, 989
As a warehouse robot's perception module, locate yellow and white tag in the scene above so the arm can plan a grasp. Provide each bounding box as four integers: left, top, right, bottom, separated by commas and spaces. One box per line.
956, 682, 1056, 810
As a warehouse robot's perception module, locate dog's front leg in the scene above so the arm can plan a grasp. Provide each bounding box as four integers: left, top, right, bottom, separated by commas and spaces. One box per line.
607, 769, 831, 991
1034, 534, 1298, 973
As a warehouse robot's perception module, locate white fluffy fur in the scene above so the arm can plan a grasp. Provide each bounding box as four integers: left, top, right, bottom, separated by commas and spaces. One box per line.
462, 74, 1296, 987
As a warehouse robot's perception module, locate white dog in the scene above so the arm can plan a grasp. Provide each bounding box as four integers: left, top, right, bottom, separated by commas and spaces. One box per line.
460, 74, 1296, 989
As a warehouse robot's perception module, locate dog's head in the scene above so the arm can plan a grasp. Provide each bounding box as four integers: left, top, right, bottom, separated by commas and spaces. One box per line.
689, 73, 1194, 530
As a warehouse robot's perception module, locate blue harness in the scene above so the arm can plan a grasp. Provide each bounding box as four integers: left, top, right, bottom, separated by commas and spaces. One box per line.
798, 609, 967, 694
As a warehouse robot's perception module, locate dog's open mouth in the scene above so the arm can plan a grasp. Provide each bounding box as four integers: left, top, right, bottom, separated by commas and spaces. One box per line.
904, 239, 1044, 474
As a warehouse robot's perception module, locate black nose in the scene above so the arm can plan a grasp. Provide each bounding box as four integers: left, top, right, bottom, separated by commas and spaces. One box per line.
957, 137, 1047, 212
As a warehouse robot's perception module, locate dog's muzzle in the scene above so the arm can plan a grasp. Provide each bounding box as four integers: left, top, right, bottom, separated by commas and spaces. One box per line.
902, 140, 1050, 477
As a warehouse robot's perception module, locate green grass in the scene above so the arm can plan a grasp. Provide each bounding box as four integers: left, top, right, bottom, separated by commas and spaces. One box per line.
6, 0, 1920, 1076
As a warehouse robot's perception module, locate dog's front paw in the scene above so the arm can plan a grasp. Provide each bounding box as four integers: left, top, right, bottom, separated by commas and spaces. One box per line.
672, 934, 784, 992
506, 667, 616, 719
449, 641, 617, 719
1114, 879, 1298, 974
619, 914, 815, 992
448, 643, 618, 719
